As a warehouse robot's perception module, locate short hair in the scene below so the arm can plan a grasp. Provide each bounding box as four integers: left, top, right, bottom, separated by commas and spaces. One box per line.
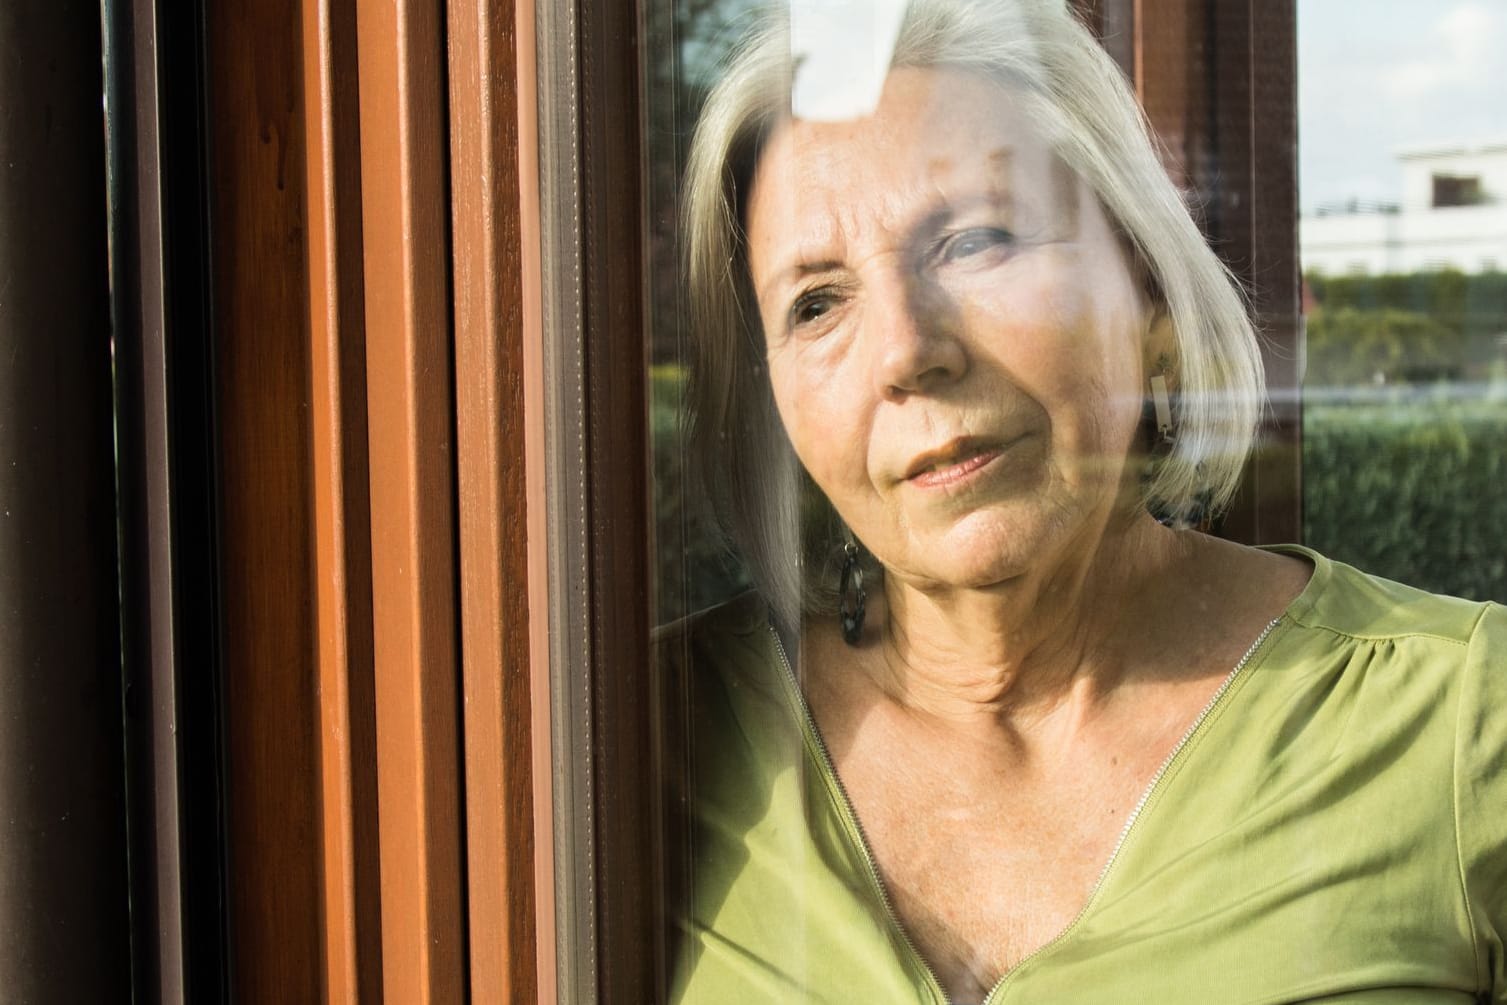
683, 0, 1265, 627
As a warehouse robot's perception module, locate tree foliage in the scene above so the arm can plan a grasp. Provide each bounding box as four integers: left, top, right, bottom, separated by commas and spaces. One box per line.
1304, 306, 1463, 386
1307, 268, 1507, 338
1304, 268, 1507, 386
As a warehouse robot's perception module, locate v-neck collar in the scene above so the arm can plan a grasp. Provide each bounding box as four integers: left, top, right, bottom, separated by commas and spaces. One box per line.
765, 586, 1304, 1001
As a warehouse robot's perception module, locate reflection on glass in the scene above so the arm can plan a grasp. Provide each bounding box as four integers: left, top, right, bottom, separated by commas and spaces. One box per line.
1298, 0, 1507, 602
646, 0, 760, 625
647, 2, 1507, 1003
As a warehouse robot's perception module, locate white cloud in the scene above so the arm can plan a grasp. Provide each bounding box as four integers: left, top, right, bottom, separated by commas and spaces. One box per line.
1299, 0, 1507, 210
1385, 2, 1498, 101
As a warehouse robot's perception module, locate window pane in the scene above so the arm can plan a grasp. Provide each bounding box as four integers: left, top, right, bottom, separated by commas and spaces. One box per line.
639, 4, 1505, 1004
1299, 0, 1507, 602
645, 0, 757, 628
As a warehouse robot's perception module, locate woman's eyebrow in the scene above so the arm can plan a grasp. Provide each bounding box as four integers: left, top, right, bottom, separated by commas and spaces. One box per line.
758, 259, 843, 307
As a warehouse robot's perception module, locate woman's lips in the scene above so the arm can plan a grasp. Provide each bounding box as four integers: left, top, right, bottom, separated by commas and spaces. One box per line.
904, 439, 1008, 489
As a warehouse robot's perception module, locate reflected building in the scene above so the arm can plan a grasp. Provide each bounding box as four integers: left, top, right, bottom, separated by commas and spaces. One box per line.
1301, 140, 1507, 276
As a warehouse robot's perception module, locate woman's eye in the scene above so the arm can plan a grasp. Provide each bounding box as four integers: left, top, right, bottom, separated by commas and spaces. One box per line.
789, 290, 837, 328
939, 227, 1014, 263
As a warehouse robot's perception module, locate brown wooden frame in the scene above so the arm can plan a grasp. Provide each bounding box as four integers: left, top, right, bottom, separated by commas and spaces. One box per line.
354, 0, 468, 998
1091, 0, 1303, 542
446, 0, 544, 999
301, 0, 382, 999
206, 0, 546, 999
208, 0, 322, 999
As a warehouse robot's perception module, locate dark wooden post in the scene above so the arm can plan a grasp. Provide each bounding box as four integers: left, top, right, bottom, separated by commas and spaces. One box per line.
0, 0, 133, 999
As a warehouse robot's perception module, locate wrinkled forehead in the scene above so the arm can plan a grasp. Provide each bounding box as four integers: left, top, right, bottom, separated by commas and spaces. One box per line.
746, 67, 1083, 238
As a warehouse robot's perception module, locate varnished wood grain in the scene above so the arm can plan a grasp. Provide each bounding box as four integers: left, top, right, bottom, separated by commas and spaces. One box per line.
300, 0, 384, 1000
354, 0, 467, 999
577, 0, 661, 999
206, 0, 322, 998
445, 0, 541, 999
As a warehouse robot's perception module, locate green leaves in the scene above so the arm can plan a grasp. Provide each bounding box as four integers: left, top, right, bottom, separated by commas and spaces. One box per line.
1304, 398, 1507, 603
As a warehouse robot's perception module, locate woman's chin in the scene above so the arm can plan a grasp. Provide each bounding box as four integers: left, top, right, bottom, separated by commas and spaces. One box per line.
889, 510, 1070, 593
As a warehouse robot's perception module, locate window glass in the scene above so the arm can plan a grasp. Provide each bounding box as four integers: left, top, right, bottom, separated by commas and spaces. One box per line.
640, 4, 1507, 1004
646, 0, 758, 626
1299, 0, 1507, 602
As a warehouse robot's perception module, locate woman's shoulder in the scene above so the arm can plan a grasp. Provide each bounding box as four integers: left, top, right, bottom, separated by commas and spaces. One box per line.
1262, 543, 1501, 651
652, 590, 800, 720
652, 589, 770, 652
652, 590, 778, 687
1226, 548, 1507, 988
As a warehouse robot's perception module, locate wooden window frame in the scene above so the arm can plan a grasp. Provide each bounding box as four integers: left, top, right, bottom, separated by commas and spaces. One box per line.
1076, 0, 1303, 542
190, 0, 547, 999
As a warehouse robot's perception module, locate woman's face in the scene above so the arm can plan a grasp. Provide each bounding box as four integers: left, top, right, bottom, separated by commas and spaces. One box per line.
746, 67, 1163, 592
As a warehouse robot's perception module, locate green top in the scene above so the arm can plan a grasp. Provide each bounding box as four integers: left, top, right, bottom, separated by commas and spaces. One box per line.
662, 547, 1507, 1003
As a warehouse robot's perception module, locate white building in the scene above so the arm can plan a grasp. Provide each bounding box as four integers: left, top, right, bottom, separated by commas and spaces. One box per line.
1300, 141, 1507, 276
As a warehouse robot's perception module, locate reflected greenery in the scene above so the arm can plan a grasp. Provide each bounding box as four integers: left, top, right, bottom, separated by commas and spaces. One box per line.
1306, 307, 1462, 385
1303, 268, 1507, 603
1304, 394, 1507, 603
1306, 268, 1507, 384
646, 0, 758, 626
652, 365, 752, 625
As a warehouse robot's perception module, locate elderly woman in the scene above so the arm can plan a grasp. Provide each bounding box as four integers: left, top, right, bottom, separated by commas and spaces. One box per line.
664, 1, 1506, 1001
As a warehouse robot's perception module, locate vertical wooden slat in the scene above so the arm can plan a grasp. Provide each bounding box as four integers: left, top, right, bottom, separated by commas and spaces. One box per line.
515, 0, 561, 995
0, 0, 131, 997
1217, 0, 1302, 544
445, 0, 540, 999
206, 0, 323, 998
354, 0, 467, 999
1130, 0, 1302, 542
577, 0, 659, 999
301, 0, 383, 1000
1134, 0, 1205, 193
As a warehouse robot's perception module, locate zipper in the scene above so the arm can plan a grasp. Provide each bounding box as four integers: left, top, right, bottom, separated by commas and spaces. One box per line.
769, 627, 951, 1004
981, 615, 1284, 1002
770, 615, 1283, 1005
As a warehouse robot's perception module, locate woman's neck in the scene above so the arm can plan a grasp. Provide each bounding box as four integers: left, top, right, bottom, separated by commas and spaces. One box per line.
862, 513, 1188, 729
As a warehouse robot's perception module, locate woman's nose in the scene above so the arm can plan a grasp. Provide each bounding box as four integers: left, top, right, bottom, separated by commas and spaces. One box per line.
868, 277, 967, 400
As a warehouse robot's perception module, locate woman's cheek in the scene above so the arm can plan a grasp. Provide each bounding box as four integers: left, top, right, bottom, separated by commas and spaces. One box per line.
779, 382, 860, 488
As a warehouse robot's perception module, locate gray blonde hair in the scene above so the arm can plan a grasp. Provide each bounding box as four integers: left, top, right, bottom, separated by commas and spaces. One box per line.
683, 0, 1265, 627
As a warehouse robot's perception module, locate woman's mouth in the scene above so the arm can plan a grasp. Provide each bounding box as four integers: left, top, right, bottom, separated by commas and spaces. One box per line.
904, 438, 1008, 489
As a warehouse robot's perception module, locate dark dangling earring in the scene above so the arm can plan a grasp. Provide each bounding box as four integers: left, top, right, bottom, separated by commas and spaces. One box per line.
838, 529, 866, 647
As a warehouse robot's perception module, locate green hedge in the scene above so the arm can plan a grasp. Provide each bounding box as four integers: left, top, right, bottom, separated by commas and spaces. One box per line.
1307, 268, 1507, 342
1304, 307, 1462, 385
1303, 396, 1507, 603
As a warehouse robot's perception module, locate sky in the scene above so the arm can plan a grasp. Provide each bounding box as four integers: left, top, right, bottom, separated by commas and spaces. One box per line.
1298, 0, 1507, 213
